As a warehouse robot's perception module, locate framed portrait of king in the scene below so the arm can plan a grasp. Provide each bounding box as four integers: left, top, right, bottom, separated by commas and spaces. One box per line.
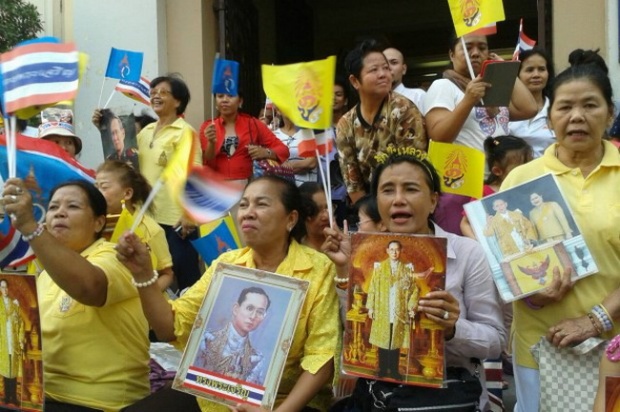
0, 273, 43, 412
343, 232, 447, 388
173, 263, 309, 410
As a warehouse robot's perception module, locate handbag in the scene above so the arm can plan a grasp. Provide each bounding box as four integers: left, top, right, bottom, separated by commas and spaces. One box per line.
532, 337, 607, 412
336, 365, 483, 412
248, 119, 295, 182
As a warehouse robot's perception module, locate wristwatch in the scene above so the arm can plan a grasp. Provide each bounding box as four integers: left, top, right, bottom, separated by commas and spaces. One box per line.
266, 148, 273, 158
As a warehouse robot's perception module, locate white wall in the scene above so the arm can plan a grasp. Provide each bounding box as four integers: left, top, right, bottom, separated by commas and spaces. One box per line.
32, 0, 168, 169
606, 0, 620, 106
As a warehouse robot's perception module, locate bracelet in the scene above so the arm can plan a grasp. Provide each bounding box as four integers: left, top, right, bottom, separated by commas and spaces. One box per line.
606, 335, 620, 362
333, 276, 349, 284
592, 305, 614, 332
523, 296, 543, 310
588, 313, 603, 335
266, 148, 273, 158
131, 270, 159, 288
21, 223, 45, 242
598, 304, 614, 328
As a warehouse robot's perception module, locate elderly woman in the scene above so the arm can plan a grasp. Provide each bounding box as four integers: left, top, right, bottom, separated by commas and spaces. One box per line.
501, 53, 620, 412
200, 93, 289, 183
135, 74, 203, 290
1, 178, 150, 411
508, 48, 556, 157
323, 149, 506, 410
116, 175, 340, 412
423, 33, 537, 235
336, 39, 427, 204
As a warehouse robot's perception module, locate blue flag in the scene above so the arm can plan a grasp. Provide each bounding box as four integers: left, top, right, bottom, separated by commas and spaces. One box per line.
191, 220, 239, 266
212, 58, 239, 96
105, 48, 143, 82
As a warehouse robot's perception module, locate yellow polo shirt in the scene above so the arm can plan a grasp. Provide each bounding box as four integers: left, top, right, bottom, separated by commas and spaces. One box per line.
137, 118, 202, 225
501, 141, 620, 368
39, 239, 150, 411
171, 240, 341, 411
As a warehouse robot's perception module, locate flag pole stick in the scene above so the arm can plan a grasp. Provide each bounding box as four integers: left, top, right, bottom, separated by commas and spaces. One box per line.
103, 88, 116, 109
324, 129, 333, 222
460, 36, 476, 80
9, 116, 16, 178
460, 36, 484, 105
211, 52, 220, 121
97, 77, 107, 108
130, 178, 164, 233
6, 116, 16, 179
315, 144, 333, 229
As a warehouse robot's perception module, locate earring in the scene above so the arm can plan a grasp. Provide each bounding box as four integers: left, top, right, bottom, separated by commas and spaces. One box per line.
121, 199, 126, 210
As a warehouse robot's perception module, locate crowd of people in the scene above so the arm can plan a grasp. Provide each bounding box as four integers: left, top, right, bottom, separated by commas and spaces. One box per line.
0, 31, 619, 412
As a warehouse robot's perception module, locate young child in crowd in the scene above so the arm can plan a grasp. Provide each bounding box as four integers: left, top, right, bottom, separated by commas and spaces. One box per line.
95, 160, 174, 292
460, 136, 533, 238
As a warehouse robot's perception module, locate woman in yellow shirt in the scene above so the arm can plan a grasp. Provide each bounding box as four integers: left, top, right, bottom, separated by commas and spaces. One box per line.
116, 175, 341, 412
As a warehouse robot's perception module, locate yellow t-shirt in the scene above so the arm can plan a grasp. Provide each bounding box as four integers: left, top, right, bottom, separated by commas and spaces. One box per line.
137, 118, 202, 225
171, 240, 341, 411
139, 214, 173, 271
39, 239, 150, 411
501, 141, 620, 368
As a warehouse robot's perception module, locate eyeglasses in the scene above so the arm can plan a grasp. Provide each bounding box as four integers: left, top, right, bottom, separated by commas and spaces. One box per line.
241, 304, 267, 319
149, 89, 172, 97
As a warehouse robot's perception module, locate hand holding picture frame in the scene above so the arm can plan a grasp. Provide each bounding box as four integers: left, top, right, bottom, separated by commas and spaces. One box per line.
173, 263, 308, 410
463, 173, 598, 302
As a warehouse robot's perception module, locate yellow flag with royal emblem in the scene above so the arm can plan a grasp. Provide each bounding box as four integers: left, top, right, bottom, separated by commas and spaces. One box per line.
261, 56, 335, 129
447, 0, 506, 38
428, 141, 485, 199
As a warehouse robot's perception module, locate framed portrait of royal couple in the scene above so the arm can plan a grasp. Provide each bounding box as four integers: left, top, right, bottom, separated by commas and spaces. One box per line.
463, 173, 597, 302
343, 232, 448, 388
173, 263, 309, 410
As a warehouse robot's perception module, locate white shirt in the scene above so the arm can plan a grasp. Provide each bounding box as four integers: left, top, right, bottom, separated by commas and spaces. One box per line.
423, 79, 510, 152
274, 128, 318, 186
508, 97, 555, 158
394, 83, 426, 111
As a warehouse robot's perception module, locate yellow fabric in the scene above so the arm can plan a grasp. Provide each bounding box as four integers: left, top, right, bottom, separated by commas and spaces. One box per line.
38, 239, 150, 411
529, 202, 572, 242
0, 292, 25, 379
170, 240, 340, 411
262, 56, 336, 129
447, 0, 505, 37
137, 118, 202, 225
483, 210, 537, 257
139, 214, 173, 271
366, 260, 418, 349
501, 141, 620, 368
428, 140, 485, 199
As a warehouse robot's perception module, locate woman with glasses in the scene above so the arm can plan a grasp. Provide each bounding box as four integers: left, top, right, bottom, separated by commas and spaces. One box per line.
200, 92, 289, 183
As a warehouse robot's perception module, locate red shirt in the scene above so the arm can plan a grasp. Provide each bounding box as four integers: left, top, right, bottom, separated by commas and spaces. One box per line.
199, 113, 289, 179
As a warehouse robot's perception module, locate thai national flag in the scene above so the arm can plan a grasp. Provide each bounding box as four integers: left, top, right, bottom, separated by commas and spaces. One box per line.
296, 128, 334, 158
0, 41, 79, 114
115, 76, 151, 105
0, 133, 95, 268
512, 19, 536, 61
180, 166, 243, 224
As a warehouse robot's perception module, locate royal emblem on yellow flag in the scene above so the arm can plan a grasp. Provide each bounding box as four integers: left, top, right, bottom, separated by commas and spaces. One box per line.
428, 141, 484, 198
447, 0, 506, 38
261, 56, 336, 129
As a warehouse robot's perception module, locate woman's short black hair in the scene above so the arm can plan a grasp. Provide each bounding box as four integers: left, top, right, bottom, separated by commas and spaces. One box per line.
49, 180, 108, 238
151, 73, 191, 115
246, 175, 307, 241
344, 39, 385, 80
299, 182, 324, 219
